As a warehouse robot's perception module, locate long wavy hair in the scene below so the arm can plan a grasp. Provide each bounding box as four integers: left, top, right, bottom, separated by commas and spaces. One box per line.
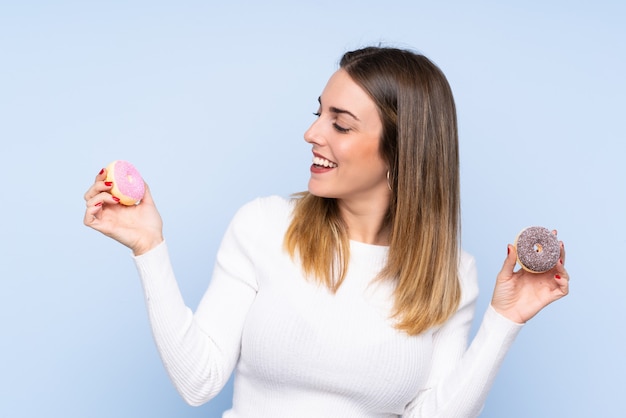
284, 46, 461, 335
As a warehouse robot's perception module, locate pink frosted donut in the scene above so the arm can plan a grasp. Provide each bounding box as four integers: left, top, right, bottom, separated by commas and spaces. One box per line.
105, 160, 145, 206
514, 226, 560, 273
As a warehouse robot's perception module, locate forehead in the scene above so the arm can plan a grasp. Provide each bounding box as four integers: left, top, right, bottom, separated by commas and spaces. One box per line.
320, 69, 377, 116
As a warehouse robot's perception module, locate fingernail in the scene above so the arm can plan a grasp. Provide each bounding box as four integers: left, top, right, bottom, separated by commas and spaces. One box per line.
95, 202, 103, 207
555, 274, 561, 279
112, 196, 120, 202
98, 168, 104, 175
559, 259, 563, 265
507, 246, 510, 255
104, 181, 113, 187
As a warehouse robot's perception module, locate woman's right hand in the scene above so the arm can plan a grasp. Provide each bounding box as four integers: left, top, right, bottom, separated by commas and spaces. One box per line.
83, 167, 164, 256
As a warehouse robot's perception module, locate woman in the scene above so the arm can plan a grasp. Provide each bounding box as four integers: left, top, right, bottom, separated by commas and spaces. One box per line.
83, 46, 569, 417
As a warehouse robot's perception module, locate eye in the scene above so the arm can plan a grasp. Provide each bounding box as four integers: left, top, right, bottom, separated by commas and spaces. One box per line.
333, 123, 350, 133
312, 108, 350, 133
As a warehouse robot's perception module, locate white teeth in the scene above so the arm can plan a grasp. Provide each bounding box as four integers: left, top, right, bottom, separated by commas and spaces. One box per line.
313, 156, 337, 168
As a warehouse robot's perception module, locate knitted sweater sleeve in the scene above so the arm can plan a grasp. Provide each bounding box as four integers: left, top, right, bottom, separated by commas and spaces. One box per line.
133, 203, 259, 406
403, 255, 523, 418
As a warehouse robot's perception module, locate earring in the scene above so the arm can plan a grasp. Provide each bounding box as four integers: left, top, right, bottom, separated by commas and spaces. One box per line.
386, 170, 392, 191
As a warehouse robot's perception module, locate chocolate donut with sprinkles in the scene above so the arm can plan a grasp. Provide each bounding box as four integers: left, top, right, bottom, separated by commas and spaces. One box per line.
514, 226, 560, 273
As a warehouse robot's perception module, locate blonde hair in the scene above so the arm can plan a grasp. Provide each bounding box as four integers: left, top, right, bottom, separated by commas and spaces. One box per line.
284, 47, 461, 335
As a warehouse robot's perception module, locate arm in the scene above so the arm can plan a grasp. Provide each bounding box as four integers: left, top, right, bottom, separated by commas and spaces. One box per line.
84, 168, 258, 405
404, 256, 523, 418
405, 242, 569, 418
134, 230, 257, 405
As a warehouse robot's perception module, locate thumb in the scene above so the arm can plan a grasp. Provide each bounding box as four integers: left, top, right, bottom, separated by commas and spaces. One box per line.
500, 244, 518, 278
140, 182, 156, 207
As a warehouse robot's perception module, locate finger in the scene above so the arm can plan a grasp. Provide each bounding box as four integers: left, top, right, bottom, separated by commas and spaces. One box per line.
83, 182, 112, 202
550, 245, 570, 289
95, 167, 107, 182
139, 182, 156, 207
86, 190, 120, 208
84, 168, 113, 201
83, 201, 103, 227
499, 244, 518, 277
554, 267, 570, 295
83, 191, 119, 225
554, 255, 568, 277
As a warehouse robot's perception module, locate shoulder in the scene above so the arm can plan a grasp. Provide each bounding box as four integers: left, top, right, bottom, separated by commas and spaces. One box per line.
217, 195, 294, 258
228, 195, 294, 238
234, 195, 294, 221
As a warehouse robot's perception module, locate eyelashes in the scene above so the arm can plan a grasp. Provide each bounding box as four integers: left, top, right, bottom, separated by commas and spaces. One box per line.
312, 111, 350, 133
333, 123, 350, 133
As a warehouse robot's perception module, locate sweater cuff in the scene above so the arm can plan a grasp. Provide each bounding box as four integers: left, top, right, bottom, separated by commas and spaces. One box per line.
482, 304, 524, 347
132, 239, 168, 263
132, 240, 176, 299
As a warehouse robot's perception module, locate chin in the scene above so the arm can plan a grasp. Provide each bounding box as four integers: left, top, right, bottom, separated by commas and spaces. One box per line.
307, 184, 335, 199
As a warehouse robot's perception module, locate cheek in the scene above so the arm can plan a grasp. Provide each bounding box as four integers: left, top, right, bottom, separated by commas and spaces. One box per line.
343, 139, 379, 161
361, 142, 387, 170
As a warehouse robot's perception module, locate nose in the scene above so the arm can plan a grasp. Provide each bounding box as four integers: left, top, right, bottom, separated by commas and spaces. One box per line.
304, 117, 323, 145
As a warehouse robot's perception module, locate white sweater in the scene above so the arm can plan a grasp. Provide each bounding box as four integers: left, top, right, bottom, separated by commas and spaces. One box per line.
134, 196, 522, 417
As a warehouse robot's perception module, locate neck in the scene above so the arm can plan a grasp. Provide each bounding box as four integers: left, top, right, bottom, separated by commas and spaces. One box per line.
338, 198, 390, 246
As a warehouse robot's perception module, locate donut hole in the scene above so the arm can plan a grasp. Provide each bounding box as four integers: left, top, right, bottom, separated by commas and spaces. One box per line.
533, 244, 543, 253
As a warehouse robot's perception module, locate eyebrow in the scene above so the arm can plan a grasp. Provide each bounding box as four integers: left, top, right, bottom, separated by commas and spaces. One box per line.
318, 96, 360, 121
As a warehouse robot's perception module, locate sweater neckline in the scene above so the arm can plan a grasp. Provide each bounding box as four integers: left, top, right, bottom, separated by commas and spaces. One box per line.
349, 239, 389, 257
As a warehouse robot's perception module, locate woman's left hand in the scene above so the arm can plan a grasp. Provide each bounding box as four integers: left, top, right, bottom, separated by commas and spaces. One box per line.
491, 235, 569, 323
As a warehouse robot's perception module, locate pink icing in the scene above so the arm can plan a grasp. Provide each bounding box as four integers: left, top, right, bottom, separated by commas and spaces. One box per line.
112, 160, 145, 200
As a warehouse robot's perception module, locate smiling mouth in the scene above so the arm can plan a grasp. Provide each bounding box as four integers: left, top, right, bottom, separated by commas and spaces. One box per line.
312, 156, 338, 168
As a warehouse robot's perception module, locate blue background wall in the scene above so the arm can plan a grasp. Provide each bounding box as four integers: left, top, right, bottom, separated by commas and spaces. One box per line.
1, 1, 624, 416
